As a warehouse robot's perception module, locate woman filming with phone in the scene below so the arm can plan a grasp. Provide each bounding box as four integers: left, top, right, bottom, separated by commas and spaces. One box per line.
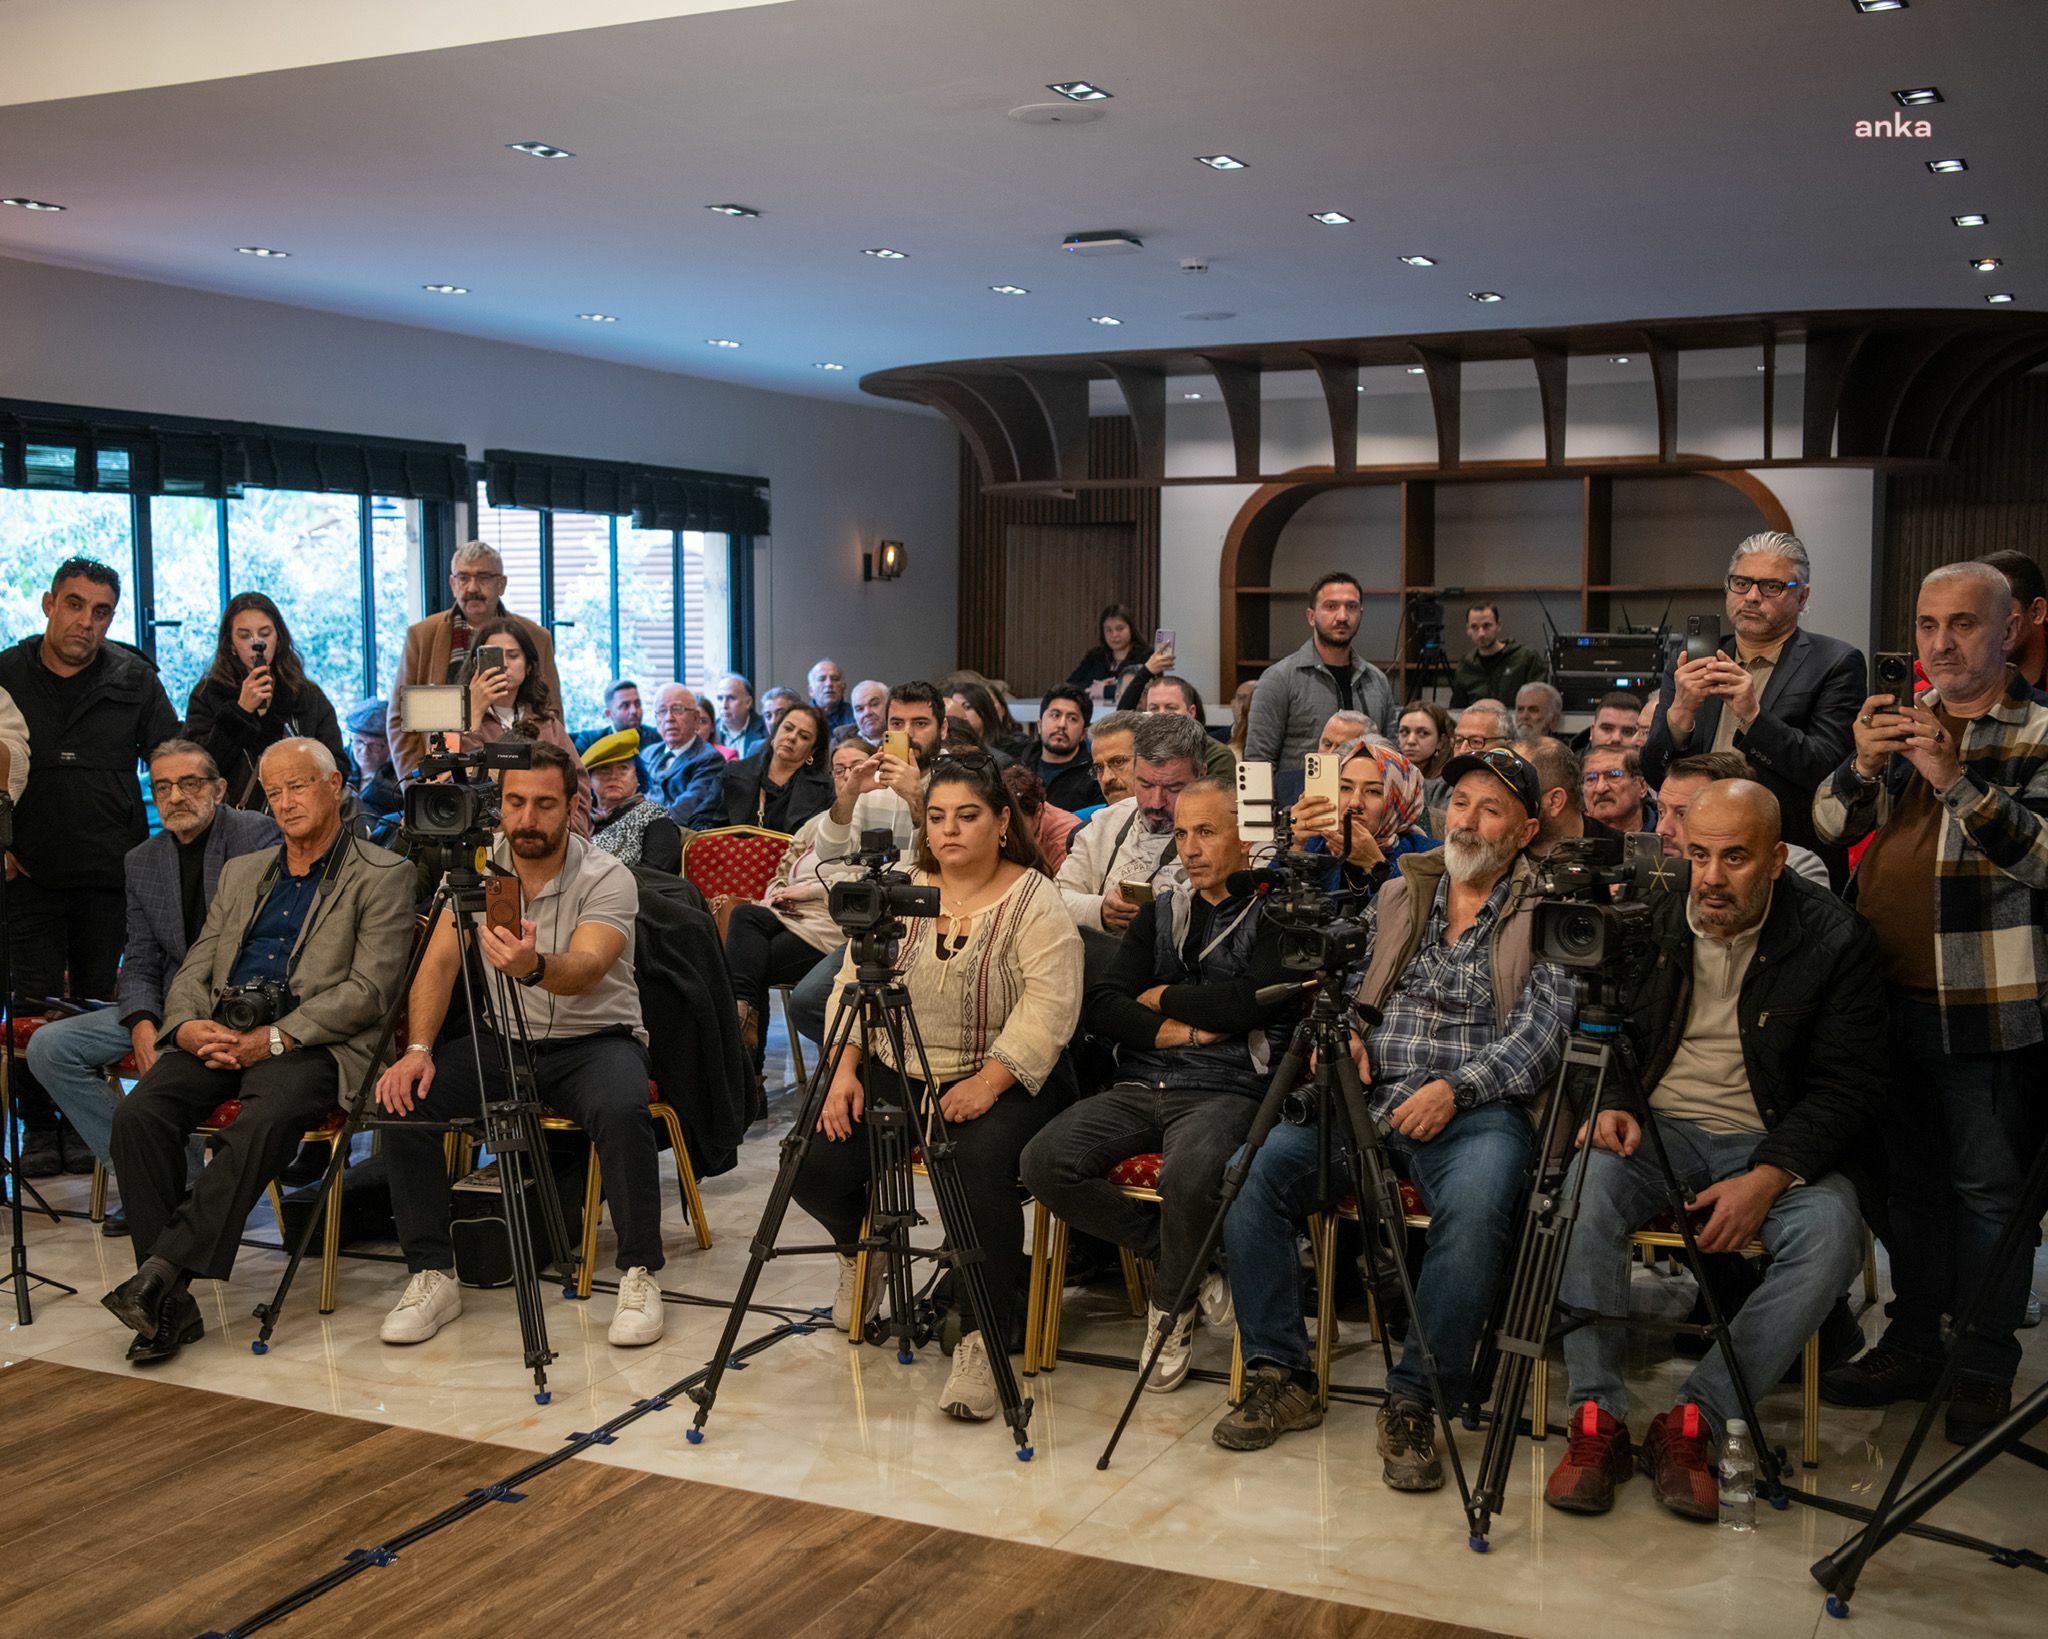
184, 593, 346, 809
461, 617, 591, 836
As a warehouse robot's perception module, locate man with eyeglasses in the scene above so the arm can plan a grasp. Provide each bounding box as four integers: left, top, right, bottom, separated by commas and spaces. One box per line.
388, 541, 560, 780
1581, 746, 1655, 836
25, 740, 278, 1225
1643, 531, 1862, 883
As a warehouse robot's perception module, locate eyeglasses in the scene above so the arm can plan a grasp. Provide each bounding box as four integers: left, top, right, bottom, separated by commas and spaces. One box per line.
156, 776, 218, 798
1583, 767, 1637, 785
1451, 733, 1513, 752
451, 572, 505, 588
937, 750, 999, 776
1726, 574, 1802, 600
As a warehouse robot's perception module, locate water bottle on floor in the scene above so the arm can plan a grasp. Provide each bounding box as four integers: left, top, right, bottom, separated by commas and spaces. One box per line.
1719, 1418, 1757, 1532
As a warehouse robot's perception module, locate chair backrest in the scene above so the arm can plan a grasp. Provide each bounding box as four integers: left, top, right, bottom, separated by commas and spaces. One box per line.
680, 825, 794, 904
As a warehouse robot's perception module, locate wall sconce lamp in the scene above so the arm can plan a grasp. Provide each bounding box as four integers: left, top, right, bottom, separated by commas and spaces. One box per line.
863, 540, 907, 582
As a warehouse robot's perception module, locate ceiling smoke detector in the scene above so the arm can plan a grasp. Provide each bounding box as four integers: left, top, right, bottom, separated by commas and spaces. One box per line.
1010, 102, 1106, 126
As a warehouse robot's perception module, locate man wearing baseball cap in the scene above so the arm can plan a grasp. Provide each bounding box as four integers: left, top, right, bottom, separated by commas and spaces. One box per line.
1214, 746, 1572, 1496
346, 698, 403, 831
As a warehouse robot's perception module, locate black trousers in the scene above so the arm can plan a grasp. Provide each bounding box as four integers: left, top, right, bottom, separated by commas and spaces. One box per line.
792, 1078, 1056, 1345
724, 903, 827, 1012
7, 879, 125, 1130
109, 1046, 338, 1281
383, 1030, 664, 1275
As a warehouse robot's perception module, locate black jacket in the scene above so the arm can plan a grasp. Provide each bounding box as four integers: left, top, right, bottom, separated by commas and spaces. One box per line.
721, 749, 833, 834
184, 672, 346, 808
630, 867, 752, 1177
1621, 870, 1888, 1211
1021, 740, 1102, 813
0, 637, 180, 892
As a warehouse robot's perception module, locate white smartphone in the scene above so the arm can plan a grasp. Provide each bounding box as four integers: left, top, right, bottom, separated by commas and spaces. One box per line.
1302, 752, 1340, 807
1236, 759, 1276, 848
1154, 627, 1176, 656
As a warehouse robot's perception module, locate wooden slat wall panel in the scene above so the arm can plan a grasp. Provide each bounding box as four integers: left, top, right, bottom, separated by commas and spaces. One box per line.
956, 415, 1160, 684
1883, 373, 2048, 641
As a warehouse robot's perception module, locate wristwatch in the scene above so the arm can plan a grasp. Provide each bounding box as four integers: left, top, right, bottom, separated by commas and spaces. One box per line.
518, 952, 548, 989
267, 1025, 285, 1057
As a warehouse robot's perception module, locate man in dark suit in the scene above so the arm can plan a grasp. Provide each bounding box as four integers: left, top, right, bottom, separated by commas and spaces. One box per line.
25, 741, 278, 1224
1641, 531, 1863, 882
101, 738, 414, 1364
643, 683, 727, 827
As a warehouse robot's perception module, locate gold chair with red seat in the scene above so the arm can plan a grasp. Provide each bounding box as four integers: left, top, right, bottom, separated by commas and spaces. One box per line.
543, 1078, 712, 1300
1030, 1151, 1166, 1375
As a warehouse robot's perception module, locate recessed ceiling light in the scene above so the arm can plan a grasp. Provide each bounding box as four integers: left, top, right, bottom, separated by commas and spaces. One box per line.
1309, 211, 1352, 226
1089, 315, 1123, 326
577, 313, 618, 323
1893, 87, 1943, 106
1928, 158, 1968, 174
237, 246, 289, 258
1971, 257, 2004, 272
1, 197, 64, 212
1469, 290, 1504, 302
1182, 392, 1203, 400
1406, 366, 1427, 375
1195, 154, 1247, 171
1397, 254, 1436, 267
706, 203, 760, 218
1851, 0, 1906, 11
1356, 385, 1366, 393
507, 141, 574, 160
706, 338, 742, 348
990, 284, 1029, 296
1986, 292, 2016, 304
1953, 213, 1988, 227
814, 362, 846, 371
1048, 81, 1111, 102
862, 247, 907, 260
1755, 364, 1769, 372
1610, 355, 1632, 364
421, 283, 468, 295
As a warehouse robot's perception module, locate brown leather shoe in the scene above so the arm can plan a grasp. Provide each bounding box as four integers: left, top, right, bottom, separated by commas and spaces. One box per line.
1545, 1401, 1636, 1514
1639, 1404, 1719, 1522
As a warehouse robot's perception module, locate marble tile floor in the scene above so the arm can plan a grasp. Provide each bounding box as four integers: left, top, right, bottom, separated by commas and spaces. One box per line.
5, 1045, 2043, 1639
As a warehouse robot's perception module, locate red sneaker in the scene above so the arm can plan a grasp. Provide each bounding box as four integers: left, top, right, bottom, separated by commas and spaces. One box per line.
1544, 1401, 1635, 1514
1639, 1404, 1719, 1522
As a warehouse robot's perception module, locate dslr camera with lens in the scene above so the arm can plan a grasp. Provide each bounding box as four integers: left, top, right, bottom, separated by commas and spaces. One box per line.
214, 977, 290, 1032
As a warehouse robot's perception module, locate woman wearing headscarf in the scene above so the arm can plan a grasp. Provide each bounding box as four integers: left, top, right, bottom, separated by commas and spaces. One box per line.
1287, 735, 1440, 895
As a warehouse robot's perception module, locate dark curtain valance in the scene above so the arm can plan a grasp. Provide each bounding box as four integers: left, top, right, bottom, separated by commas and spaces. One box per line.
0, 398, 468, 500
481, 448, 769, 535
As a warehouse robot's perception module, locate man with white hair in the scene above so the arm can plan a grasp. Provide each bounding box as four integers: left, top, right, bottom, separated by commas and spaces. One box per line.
1643, 530, 1862, 882
1515, 682, 1565, 743
388, 541, 559, 778
849, 678, 889, 743
807, 658, 855, 731
1818, 560, 2048, 1445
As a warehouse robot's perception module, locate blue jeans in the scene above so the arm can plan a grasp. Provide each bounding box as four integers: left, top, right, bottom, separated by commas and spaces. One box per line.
1559, 1117, 1863, 1437
789, 943, 846, 1049
24, 1007, 133, 1165
1880, 1001, 2048, 1385
1225, 1103, 1534, 1404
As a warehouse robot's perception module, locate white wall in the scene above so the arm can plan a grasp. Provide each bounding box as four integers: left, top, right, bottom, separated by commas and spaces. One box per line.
1159, 379, 1880, 701
0, 254, 958, 693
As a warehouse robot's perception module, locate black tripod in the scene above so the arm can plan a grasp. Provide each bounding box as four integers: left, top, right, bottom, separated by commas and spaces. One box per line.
1810, 1123, 2048, 1614
1096, 964, 1470, 1510
0, 793, 75, 1324
687, 922, 1037, 1459
1464, 990, 1790, 1550
249, 859, 571, 1402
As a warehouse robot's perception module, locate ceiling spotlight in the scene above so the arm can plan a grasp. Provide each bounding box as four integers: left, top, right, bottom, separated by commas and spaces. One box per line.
706, 338, 742, 348
862, 247, 907, 260
1182, 392, 1203, 400
814, 362, 846, 371
1927, 158, 1967, 174
990, 284, 1029, 296
1406, 366, 1427, 375
1089, 314, 1123, 326
1195, 154, 1247, 171
577, 313, 619, 323
1309, 211, 1353, 225
1953, 213, 1988, 227
507, 141, 574, 159
236, 246, 289, 258
1610, 356, 1632, 364
1356, 384, 1366, 393
1756, 364, 1769, 372
1468, 290, 1504, 302
1893, 87, 1943, 106
1, 197, 64, 212
1048, 81, 1111, 101
706, 203, 760, 218
1397, 254, 1437, 267
1850, 0, 1906, 11
1986, 292, 2016, 304
421, 283, 469, 295
1971, 257, 2004, 272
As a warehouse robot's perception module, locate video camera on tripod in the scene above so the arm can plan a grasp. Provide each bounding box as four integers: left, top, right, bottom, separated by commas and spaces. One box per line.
827, 828, 940, 936
395, 682, 534, 864
1227, 850, 1372, 975
1528, 832, 1687, 978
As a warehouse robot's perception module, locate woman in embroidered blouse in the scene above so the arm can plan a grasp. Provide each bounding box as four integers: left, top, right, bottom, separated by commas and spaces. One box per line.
793, 753, 1082, 1423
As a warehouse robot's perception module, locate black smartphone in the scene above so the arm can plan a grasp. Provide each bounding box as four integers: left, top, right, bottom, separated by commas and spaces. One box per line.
1683, 614, 1721, 665
478, 647, 505, 674
1872, 651, 1913, 708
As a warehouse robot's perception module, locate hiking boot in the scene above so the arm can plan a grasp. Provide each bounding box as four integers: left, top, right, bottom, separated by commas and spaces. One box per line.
1640, 1405, 1719, 1522
1212, 1365, 1323, 1452
1545, 1402, 1635, 1514
1945, 1376, 2011, 1447
1377, 1396, 1443, 1492
1821, 1340, 1941, 1407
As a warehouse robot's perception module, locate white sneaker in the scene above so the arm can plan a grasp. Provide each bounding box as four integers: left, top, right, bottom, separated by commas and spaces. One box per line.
1141, 1303, 1196, 1392
381, 1268, 461, 1344
1197, 1268, 1235, 1334
938, 1329, 1000, 1422
607, 1266, 666, 1347
831, 1253, 883, 1333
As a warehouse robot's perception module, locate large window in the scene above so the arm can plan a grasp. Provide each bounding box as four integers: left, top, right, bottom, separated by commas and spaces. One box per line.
147, 496, 226, 711
0, 490, 140, 651
225, 488, 367, 713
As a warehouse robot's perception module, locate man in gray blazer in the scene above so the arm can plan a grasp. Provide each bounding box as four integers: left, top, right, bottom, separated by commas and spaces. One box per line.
102, 738, 414, 1364
25, 740, 277, 1211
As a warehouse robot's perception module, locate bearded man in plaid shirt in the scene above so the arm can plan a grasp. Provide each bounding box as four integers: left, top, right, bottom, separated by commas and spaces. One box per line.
1816, 561, 2048, 1446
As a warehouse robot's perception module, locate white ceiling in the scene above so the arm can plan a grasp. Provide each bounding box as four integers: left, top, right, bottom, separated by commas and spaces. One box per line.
0, 0, 2040, 409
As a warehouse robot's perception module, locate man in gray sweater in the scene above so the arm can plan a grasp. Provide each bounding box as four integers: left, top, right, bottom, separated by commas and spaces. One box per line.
1244, 572, 1396, 767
